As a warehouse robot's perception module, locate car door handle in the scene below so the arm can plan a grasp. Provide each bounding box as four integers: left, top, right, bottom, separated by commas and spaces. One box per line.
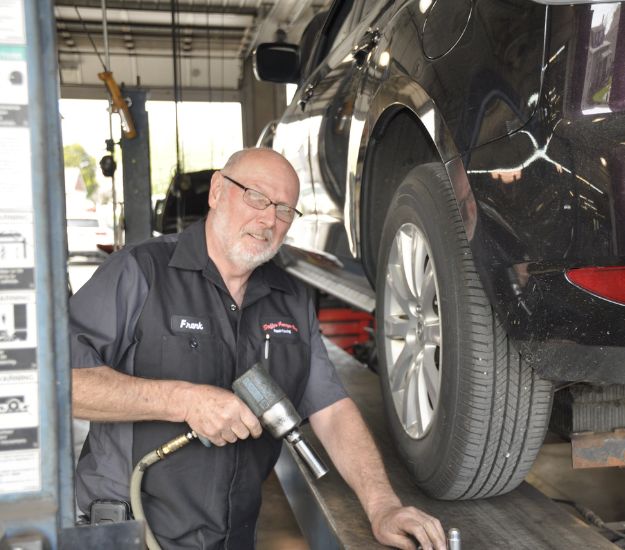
298, 83, 315, 111
352, 28, 381, 65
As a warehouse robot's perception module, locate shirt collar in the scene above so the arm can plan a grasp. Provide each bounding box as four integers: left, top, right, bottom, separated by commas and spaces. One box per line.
168, 218, 296, 295
168, 218, 208, 271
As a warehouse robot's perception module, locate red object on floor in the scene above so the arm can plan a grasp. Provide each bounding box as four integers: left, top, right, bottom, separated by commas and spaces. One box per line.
318, 308, 374, 354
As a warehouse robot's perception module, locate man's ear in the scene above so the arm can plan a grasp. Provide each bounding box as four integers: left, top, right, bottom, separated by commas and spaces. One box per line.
209, 171, 222, 209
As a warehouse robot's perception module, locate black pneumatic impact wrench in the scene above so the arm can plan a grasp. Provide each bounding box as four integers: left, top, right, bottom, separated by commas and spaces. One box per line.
233, 362, 329, 479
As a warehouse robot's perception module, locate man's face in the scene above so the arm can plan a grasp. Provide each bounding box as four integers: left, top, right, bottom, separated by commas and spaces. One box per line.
208, 153, 299, 272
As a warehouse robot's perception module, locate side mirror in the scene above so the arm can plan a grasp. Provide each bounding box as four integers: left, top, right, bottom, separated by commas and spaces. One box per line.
253, 43, 300, 84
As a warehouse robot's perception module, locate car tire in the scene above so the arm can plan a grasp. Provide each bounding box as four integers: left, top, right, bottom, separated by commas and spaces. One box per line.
375, 163, 553, 500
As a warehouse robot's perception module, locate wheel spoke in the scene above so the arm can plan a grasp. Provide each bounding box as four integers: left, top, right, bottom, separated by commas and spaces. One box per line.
413, 236, 427, 300
405, 352, 424, 434
422, 345, 440, 406
384, 315, 409, 340
389, 342, 414, 392
424, 319, 440, 346
421, 260, 437, 315
399, 230, 417, 298
387, 264, 412, 313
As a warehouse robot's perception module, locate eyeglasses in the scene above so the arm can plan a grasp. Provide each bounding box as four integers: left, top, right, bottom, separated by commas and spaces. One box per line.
221, 173, 302, 223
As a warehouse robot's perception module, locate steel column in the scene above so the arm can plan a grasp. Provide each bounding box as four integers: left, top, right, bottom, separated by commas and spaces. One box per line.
121, 88, 152, 244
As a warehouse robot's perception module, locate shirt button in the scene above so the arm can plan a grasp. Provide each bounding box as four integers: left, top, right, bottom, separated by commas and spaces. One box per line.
189, 337, 199, 349
230, 304, 237, 311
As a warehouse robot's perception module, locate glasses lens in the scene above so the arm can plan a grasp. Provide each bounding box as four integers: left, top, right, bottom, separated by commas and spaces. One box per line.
275, 205, 296, 222
244, 188, 271, 210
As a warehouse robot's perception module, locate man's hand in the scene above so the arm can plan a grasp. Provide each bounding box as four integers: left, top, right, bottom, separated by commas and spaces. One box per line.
310, 399, 446, 550
183, 385, 262, 446
370, 503, 446, 550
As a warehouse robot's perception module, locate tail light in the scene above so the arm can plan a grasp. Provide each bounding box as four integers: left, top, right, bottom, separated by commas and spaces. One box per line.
566, 267, 625, 305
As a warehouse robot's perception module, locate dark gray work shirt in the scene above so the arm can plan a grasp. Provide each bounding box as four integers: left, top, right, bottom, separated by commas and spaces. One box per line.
70, 219, 346, 549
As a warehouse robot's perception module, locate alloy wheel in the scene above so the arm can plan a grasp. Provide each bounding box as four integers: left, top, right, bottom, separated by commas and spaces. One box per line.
382, 223, 442, 439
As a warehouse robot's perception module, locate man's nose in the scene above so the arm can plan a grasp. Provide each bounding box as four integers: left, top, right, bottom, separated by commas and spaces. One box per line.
257, 205, 277, 226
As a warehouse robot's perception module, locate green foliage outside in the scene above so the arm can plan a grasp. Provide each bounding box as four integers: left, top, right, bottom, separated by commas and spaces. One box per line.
63, 144, 98, 200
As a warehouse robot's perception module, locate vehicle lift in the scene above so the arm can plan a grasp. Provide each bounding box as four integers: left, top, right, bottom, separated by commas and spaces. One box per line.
0, 0, 146, 547
274, 340, 618, 550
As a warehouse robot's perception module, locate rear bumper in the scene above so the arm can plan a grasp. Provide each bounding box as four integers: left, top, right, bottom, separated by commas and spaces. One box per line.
507, 267, 625, 383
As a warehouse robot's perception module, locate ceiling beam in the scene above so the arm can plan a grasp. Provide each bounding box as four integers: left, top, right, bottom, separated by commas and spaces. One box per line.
54, 0, 258, 16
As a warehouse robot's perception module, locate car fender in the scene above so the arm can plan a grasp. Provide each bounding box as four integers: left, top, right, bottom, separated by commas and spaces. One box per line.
347, 72, 477, 269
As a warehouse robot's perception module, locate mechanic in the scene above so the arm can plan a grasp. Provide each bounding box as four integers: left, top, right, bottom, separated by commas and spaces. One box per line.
70, 148, 446, 550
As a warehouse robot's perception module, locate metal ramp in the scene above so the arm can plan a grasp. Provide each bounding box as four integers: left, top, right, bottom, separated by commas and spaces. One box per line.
274, 341, 616, 549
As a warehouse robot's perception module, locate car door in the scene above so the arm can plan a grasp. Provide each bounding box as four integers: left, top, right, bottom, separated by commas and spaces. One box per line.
295, 0, 393, 262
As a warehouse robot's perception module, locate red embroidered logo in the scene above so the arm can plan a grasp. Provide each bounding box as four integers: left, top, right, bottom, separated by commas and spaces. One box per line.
262, 321, 299, 335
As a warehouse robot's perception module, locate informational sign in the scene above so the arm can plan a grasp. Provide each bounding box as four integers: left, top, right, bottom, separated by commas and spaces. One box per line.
0, 0, 40, 495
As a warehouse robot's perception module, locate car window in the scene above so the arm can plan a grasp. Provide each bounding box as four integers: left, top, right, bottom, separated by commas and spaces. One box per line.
315, 0, 358, 66
318, 0, 392, 71
349, 0, 384, 26
299, 10, 330, 83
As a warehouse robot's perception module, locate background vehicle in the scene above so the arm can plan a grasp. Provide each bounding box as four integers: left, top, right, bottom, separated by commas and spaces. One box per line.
66, 215, 113, 258
255, 0, 625, 500
153, 169, 214, 235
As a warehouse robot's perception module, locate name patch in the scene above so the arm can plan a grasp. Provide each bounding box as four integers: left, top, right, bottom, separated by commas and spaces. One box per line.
261, 317, 299, 340
171, 315, 208, 334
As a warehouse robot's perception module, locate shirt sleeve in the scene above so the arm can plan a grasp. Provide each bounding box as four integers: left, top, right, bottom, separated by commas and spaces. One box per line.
297, 298, 348, 419
69, 249, 149, 373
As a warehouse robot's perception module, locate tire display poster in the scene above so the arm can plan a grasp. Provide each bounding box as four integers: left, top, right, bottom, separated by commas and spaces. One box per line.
0, 0, 40, 495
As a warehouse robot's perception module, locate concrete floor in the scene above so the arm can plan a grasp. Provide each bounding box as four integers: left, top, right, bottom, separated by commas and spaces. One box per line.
528, 435, 625, 525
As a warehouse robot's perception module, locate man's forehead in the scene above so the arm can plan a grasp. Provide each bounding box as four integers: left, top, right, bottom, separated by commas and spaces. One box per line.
230, 155, 299, 197
235, 150, 294, 175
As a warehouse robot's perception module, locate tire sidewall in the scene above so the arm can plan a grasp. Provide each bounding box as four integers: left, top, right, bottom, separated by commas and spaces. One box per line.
375, 165, 470, 487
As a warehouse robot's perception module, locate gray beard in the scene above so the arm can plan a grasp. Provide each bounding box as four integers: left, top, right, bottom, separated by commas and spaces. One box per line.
209, 207, 283, 272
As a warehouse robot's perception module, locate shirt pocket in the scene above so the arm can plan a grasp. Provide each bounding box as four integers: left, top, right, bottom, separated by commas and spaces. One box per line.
266, 339, 311, 407
160, 332, 225, 386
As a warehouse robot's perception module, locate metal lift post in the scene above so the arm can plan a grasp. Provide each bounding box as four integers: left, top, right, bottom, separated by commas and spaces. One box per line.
0, 1, 143, 547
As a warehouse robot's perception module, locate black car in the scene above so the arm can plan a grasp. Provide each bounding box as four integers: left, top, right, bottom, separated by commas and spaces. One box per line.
255, 0, 625, 500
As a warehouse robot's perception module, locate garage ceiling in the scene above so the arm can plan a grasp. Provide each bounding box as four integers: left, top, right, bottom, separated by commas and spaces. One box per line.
55, 0, 324, 100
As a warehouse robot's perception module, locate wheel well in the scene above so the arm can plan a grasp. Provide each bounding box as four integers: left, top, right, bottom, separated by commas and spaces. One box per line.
360, 107, 441, 284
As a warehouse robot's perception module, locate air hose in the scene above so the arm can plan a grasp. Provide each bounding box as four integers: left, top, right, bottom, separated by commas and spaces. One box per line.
130, 430, 208, 550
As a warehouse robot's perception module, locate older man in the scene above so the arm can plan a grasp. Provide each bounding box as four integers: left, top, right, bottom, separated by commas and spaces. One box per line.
71, 148, 445, 550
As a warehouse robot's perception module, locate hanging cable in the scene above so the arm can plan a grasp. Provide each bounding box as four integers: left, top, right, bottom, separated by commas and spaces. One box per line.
171, 0, 183, 176
171, 0, 187, 232
221, 0, 225, 105
75, 3, 134, 250
206, 2, 214, 166
100, 0, 122, 251
74, 6, 107, 71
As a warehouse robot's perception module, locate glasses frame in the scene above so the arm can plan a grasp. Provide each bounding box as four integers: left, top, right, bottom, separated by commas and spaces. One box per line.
221, 173, 303, 222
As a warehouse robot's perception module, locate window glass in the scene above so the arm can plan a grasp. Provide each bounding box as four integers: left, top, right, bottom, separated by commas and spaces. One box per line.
350, 0, 383, 27
316, 0, 358, 62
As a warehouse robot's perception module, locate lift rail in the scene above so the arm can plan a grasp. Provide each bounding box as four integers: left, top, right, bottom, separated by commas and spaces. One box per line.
275, 341, 616, 549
